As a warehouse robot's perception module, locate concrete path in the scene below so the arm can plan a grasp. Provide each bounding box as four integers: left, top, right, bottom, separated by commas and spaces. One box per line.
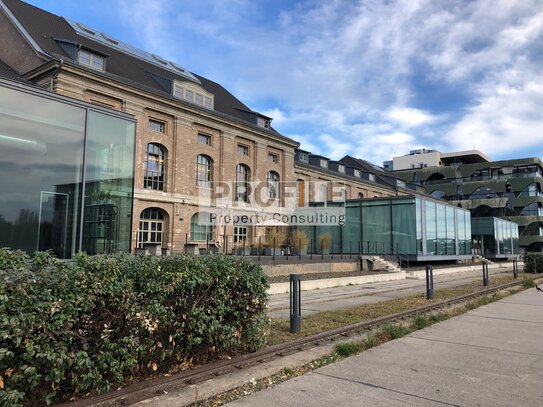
234, 289, 543, 406
268, 267, 515, 319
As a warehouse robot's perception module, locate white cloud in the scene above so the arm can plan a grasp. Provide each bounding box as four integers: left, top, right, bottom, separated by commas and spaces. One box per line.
107, 0, 543, 164
385, 107, 438, 127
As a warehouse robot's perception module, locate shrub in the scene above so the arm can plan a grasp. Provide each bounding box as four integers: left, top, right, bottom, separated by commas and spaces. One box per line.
523, 253, 543, 273
0, 249, 269, 406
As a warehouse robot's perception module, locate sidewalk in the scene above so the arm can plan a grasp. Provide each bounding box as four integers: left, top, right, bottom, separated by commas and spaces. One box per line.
233, 288, 543, 406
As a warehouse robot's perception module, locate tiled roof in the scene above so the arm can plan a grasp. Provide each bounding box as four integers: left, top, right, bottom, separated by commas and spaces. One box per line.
2, 0, 294, 142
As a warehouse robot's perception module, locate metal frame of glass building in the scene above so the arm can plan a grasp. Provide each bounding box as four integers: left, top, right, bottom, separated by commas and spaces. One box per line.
471, 217, 520, 259
299, 196, 473, 261
0, 78, 136, 258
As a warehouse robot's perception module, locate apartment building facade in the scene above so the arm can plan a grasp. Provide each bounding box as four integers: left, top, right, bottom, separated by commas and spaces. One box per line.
391, 149, 543, 253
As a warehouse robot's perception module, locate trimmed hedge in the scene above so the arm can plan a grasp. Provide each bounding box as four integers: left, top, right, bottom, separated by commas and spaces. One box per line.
524, 252, 543, 273
0, 249, 269, 406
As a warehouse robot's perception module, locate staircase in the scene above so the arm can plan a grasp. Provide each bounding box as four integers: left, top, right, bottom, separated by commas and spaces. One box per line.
370, 256, 402, 273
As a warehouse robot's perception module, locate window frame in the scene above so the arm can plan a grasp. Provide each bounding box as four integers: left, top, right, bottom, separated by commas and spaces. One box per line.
144, 143, 166, 191
195, 154, 213, 187
149, 119, 165, 133
78, 49, 105, 71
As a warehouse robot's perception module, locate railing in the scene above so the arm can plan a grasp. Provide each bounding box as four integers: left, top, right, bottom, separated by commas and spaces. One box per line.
423, 172, 542, 186
178, 234, 405, 262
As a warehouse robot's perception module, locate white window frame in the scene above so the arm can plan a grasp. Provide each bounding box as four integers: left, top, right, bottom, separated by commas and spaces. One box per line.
78, 49, 104, 71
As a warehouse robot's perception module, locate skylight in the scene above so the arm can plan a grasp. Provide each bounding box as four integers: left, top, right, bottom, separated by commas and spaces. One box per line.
66, 18, 201, 84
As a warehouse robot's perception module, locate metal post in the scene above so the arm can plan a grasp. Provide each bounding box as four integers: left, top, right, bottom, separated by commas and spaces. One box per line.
273, 237, 276, 262
185, 233, 188, 254
290, 274, 302, 333
331, 239, 334, 260
426, 265, 434, 300
310, 238, 313, 260
349, 240, 352, 259
513, 258, 518, 279
298, 238, 302, 260
258, 236, 261, 261
483, 262, 489, 287
321, 238, 324, 260
225, 235, 229, 255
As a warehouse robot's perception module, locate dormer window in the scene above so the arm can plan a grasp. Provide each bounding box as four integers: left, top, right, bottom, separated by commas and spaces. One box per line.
257, 117, 270, 129
338, 165, 345, 173
369, 174, 376, 182
173, 82, 214, 109
78, 49, 104, 71
320, 159, 328, 169
354, 169, 361, 177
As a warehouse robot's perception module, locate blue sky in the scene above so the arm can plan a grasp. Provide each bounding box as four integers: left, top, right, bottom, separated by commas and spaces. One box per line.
26, 0, 543, 165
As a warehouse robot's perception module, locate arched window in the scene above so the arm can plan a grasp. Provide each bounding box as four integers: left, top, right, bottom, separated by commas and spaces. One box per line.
144, 143, 166, 190
190, 212, 215, 241
196, 155, 212, 187
267, 171, 280, 199
358, 192, 364, 199
236, 164, 250, 202
319, 183, 327, 202
297, 179, 305, 207
138, 207, 165, 247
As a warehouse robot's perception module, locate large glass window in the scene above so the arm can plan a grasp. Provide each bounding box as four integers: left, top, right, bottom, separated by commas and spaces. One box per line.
196, 155, 212, 187
236, 164, 250, 202
392, 198, 416, 254
436, 203, 447, 255
416, 198, 423, 255
144, 143, 166, 190
446, 206, 455, 254
362, 200, 391, 254
0, 83, 135, 258
425, 201, 437, 255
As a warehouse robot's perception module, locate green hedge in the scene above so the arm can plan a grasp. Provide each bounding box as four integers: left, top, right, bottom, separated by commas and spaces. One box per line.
524, 252, 543, 273
0, 249, 269, 406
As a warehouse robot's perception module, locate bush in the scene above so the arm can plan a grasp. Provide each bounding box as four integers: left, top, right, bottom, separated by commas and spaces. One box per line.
0, 249, 269, 406
523, 253, 543, 273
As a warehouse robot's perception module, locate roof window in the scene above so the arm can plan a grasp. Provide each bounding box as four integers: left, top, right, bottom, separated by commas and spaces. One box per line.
78, 49, 104, 71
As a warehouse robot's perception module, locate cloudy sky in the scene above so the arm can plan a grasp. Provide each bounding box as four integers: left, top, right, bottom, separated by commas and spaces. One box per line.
27, 0, 543, 165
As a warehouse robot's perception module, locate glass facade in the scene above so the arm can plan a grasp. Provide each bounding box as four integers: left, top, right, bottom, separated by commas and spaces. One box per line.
472, 217, 519, 258
0, 80, 135, 258
304, 197, 472, 258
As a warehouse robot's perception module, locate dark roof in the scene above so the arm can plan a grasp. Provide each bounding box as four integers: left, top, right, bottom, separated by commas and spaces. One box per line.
340, 155, 424, 193
2, 0, 294, 142
0, 58, 27, 82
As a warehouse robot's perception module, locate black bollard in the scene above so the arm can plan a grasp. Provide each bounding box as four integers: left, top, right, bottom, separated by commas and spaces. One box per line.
513, 259, 518, 279
425, 265, 434, 300
483, 262, 489, 287
290, 274, 302, 333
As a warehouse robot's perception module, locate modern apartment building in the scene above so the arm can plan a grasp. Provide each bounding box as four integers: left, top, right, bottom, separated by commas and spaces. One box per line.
390, 149, 542, 253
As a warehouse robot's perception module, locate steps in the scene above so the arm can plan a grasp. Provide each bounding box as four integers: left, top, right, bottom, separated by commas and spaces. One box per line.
370, 256, 402, 273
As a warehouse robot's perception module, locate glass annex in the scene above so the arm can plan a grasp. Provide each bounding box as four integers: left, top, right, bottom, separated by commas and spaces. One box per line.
0, 79, 136, 258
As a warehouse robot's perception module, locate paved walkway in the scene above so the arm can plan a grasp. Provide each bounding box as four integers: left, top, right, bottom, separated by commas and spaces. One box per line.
268, 267, 515, 319
235, 288, 543, 406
